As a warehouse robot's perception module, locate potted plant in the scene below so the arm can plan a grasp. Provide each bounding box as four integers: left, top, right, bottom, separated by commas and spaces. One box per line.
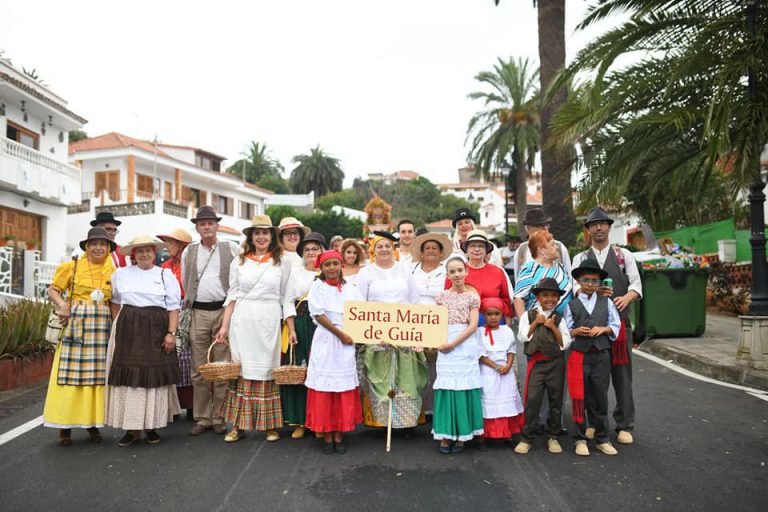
0, 234, 15, 247
0, 299, 56, 392
25, 238, 39, 250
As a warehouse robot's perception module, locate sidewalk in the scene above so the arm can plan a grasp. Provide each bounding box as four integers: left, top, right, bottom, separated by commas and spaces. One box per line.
639, 311, 768, 391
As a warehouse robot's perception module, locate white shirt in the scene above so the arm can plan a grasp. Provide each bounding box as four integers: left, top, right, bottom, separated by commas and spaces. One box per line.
411, 262, 446, 306
292, 267, 318, 300
572, 246, 643, 298
111, 265, 181, 311
563, 292, 621, 340
513, 240, 572, 279
516, 305, 572, 350
224, 257, 296, 318
356, 261, 418, 304
501, 246, 516, 270
180, 240, 240, 303
309, 278, 363, 326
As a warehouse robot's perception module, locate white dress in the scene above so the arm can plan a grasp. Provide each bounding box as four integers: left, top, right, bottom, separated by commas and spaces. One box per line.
411, 262, 446, 306
305, 280, 362, 392
106, 266, 182, 430
479, 325, 524, 419
225, 257, 296, 380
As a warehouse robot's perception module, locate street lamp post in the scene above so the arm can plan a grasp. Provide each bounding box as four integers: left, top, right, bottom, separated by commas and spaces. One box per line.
737, 0, 768, 366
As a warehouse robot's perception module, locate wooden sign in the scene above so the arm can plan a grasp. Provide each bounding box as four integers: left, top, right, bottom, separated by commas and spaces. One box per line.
343, 300, 448, 348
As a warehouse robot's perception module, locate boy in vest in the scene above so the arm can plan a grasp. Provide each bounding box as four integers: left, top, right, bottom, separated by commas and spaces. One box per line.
514, 278, 572, 454
565, 259, 621, 456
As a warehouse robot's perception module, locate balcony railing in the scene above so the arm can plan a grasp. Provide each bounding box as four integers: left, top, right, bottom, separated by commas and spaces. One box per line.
1, 137, 80, 180
96, 201, 155, 217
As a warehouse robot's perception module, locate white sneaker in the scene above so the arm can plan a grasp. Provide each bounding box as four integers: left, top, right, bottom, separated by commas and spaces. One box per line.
617, 430, 634, 444
547, 438, 563, 454
585, 427, 595, 440
596, 442, 618, 455
514, 441, 532, 454
574, 440, 589, 456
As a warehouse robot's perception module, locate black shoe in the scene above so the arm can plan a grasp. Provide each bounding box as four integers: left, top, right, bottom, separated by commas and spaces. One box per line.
333, 441, 348, 454
118, 432, 139, 447
321, 442, 334, 455
186, 409, 195, 421
87, 427, 102, 443
145, 430, 160, 444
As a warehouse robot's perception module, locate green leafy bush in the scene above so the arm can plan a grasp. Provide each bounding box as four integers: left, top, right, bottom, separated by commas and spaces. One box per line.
0, 299, 53, 358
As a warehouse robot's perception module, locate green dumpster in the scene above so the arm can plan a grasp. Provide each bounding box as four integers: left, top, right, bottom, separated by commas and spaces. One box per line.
632, 267, 708, 342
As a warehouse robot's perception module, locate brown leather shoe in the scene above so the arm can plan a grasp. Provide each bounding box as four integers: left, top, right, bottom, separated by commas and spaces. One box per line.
189, 424, 209, 436
58, 429, 72, 446
212, 424, 226, 435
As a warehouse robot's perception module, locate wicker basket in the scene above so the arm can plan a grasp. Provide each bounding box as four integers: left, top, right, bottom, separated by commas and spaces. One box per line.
199, 342, 241, 383
273, 344, 307, 385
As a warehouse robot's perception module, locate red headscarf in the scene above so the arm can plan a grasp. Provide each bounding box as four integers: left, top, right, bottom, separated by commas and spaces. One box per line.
314, 250, 344, 269
480, 297, 505, 313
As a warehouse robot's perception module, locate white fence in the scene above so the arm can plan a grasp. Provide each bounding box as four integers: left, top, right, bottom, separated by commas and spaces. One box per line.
0, 247, 55, 299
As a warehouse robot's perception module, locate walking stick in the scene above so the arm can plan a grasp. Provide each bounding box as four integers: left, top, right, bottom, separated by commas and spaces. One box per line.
386, 396, 393, 452
386, 349, 396, 453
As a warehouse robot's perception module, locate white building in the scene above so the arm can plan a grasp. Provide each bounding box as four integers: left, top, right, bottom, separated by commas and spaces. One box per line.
0, 57, 86, 261
67, 132, 275, 251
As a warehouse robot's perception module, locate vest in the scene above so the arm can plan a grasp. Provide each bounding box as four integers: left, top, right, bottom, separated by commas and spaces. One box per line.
586, 247, 631, 320
524, 309, 563, 358
568, 295, 612, 353
182, 241, 234, 306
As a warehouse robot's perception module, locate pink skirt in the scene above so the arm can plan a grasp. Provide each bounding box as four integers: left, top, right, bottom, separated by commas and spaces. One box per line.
483, 414, 524, 439
305, 388, 362, 433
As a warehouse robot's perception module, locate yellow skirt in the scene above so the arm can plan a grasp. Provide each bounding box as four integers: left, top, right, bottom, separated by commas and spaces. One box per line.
43, 344, 105, 428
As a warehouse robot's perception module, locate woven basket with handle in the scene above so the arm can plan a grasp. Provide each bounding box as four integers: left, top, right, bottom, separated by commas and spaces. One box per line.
199, 341, 241, 382
273, 344, 307, 385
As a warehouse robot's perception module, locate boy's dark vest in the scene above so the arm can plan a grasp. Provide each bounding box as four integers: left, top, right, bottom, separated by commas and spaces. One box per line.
568, 295, 612, 353
524, 310, 563, 358
586, 247, 631, 320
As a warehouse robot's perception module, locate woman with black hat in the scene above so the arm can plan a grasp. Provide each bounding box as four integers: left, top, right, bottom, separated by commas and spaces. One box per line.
43, 227, 117, 446
356, 231, 427, 435
281, 232, 327, 439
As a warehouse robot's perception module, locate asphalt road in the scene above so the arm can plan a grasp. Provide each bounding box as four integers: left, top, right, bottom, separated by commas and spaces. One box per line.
1, 354, 766, 512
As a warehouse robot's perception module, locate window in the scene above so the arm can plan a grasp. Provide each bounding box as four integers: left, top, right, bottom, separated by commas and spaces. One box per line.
95, 171, 120, 201
240, 201, 255, 219
211, 193, 233, 215
195, 152, 222, 172
182, 186, 201, 208
164, 181, 173, 201
6, 121, 39, 150
136, 174, 154, 198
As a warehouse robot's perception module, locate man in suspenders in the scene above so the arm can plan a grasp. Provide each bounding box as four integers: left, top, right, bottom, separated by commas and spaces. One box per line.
573, 207, 642, 445
182, 206, 240, 436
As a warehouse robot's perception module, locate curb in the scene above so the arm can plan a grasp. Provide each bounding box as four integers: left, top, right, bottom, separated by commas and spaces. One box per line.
639, 340, 768, 392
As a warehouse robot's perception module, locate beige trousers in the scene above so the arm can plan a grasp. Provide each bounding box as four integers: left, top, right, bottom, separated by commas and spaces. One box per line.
190, 308, 230, 426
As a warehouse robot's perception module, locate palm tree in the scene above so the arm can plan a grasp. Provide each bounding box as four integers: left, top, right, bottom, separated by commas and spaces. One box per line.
226, 141, 284, 185
549, 0, 768, 227
466, 57, 540, 233
495, 0, 576, 245
289, 146, 344, 197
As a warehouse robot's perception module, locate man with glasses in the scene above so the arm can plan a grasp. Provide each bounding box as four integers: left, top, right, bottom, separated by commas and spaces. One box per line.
573, 207, 642, 446
74, 211, 129, 267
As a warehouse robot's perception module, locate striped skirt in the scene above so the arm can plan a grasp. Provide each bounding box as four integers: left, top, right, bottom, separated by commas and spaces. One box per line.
222, 378, 282, 432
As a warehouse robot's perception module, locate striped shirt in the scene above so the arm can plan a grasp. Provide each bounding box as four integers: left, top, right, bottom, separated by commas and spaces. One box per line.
514, 261, 573, 314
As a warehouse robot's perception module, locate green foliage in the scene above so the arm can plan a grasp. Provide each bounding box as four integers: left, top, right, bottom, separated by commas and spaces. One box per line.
289, 146, 344, 197
68, 130, 88, 144
226, 141, 284, 185
255, 174, 290, 194
266, 205, 299, 222
315, 188, 368, 211
551, 0, 768, 231
293, 211, 364, 240
0, 299, 53, 358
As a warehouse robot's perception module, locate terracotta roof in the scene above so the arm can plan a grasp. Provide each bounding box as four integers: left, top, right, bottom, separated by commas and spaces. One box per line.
157, 143, 226, 161
0, 72, 88, 125
244, 181, 275, 195
439, 183, 492, 190
69, 132, 172, 157
219, 225, 242, 235
425, 219, 453, 228
392, 170, 419, 179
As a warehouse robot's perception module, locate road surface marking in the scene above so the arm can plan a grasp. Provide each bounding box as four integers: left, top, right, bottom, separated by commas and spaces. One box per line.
0, 415, 43, 447
747, 392, 768, 403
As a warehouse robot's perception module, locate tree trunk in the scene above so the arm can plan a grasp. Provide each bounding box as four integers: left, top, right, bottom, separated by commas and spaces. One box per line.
515, 152, 528, 239
537, 0, 576, 246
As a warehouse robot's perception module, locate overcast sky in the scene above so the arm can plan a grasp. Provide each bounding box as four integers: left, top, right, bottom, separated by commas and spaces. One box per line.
3, 0, 612, 186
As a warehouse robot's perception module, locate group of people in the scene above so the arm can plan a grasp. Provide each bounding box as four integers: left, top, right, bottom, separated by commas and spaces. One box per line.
42, 203, 641, 457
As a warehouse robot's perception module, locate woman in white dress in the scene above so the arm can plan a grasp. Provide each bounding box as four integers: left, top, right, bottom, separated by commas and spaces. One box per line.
106, 236, 182, 447
216, 215, 297, 442
340, 238, 364, 287
356, 232, 428, 436
277, 216, 310, 272
281, 232, 325, 439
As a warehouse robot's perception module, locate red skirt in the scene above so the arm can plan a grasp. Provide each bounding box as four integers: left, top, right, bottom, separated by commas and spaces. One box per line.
483, 414, 524, 439
305, 388, 362, 433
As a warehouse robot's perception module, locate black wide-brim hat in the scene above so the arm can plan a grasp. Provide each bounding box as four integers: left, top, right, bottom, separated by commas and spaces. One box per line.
584, 207, 614, 227
90, 211, 121, 227
531, 277, 566, 296
79, 227, 117, 252
523, 208, 552, 226
571, 258, 608, 280
452, 208, 476, 228
372, 230, 398, 243
191, 205, 223, 224
297, 232, 328, 255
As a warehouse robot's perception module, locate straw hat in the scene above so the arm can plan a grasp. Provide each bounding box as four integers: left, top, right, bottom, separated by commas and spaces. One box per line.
411, 232, 452, 261
118, 235, 167, 255
242, 214, 278, 237
460, 229, 494, 253
79, 227, 117, 252
157, 228, 193, 246
277, 217, 311, 235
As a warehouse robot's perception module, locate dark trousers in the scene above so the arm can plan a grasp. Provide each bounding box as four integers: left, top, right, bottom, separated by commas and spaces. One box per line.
522, 356, 565, 442
612, 322, 635, 432
575, 350, 611, 443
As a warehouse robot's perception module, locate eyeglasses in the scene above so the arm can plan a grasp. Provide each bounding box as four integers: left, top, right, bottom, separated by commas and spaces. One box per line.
282, 231, 300, 238
467, 243, 486, 250
578, 278, 602, 285
103, 227, 119, 234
